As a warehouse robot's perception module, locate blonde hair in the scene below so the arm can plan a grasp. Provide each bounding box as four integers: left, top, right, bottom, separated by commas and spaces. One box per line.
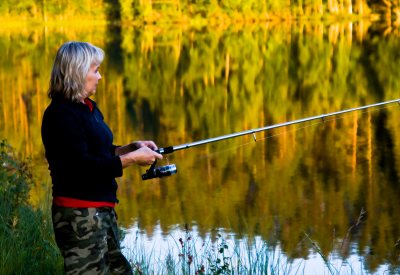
48, 41, 104, 102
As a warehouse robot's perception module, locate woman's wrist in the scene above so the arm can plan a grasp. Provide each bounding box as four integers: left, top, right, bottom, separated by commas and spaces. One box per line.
119, 154, 135, 168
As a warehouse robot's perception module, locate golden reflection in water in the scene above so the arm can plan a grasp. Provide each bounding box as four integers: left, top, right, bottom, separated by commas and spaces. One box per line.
0, 21, 400, 271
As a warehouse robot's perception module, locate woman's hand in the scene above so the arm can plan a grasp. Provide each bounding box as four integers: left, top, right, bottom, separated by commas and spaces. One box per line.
115, 140, 159, 156
119, 146, 163, 168
133, 141, 158, 151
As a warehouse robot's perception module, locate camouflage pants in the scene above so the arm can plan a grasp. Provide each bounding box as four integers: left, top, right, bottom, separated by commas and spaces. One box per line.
52, 205, 133, 275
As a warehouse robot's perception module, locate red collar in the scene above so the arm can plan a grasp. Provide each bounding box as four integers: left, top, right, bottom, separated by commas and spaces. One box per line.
83, 98, 94, 112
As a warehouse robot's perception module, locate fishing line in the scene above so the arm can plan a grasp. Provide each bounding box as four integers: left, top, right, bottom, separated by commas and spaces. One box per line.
188, 103, 400, 162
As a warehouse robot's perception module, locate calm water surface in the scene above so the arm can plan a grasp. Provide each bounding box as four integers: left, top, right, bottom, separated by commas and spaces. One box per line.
0, 21, 399, 273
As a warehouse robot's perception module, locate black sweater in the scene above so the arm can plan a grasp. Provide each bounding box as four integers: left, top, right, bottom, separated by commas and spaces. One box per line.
41, 97, 123, 202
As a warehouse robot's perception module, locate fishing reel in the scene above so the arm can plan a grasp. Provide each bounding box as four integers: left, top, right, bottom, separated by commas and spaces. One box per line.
142, 160, 177, 180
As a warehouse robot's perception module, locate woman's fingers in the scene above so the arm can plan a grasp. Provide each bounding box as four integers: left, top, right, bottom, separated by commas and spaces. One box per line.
133, 140, 159, 150
135, 147, 163, 166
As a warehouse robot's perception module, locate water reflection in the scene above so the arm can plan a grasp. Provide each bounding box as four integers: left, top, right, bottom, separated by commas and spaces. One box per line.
0, 21, 399, 272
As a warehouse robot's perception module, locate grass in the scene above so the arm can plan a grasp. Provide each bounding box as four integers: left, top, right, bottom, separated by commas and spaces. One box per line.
0, 140, 63, 274
0, 206, 63, 274
122, 226, 330, 274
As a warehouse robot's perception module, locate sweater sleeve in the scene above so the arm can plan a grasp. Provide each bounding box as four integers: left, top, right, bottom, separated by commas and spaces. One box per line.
111, 144, 121, 156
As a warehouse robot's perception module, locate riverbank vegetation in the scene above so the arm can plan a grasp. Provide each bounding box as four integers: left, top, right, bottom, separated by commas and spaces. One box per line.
0, 0, 399, 25
0, 140, 62, 273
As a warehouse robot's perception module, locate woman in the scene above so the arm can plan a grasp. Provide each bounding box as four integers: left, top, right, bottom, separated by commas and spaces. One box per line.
41, 41, 163, 274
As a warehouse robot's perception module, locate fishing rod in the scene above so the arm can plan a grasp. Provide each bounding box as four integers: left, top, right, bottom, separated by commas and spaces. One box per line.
142, 98, 400, 180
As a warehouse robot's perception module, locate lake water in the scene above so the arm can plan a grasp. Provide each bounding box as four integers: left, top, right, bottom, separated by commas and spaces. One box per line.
0, 21, 399, 273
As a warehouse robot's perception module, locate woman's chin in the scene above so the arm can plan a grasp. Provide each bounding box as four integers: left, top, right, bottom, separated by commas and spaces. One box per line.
87, 90, 96, 97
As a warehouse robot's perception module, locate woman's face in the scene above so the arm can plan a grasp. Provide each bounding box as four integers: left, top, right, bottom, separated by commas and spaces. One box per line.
84, 63, 102, 98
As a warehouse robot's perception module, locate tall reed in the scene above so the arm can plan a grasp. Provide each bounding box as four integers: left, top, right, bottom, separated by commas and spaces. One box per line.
0, 140, 63, 274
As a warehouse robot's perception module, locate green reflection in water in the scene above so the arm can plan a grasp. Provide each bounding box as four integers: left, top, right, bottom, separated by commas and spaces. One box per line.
0, 21, 399, 272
